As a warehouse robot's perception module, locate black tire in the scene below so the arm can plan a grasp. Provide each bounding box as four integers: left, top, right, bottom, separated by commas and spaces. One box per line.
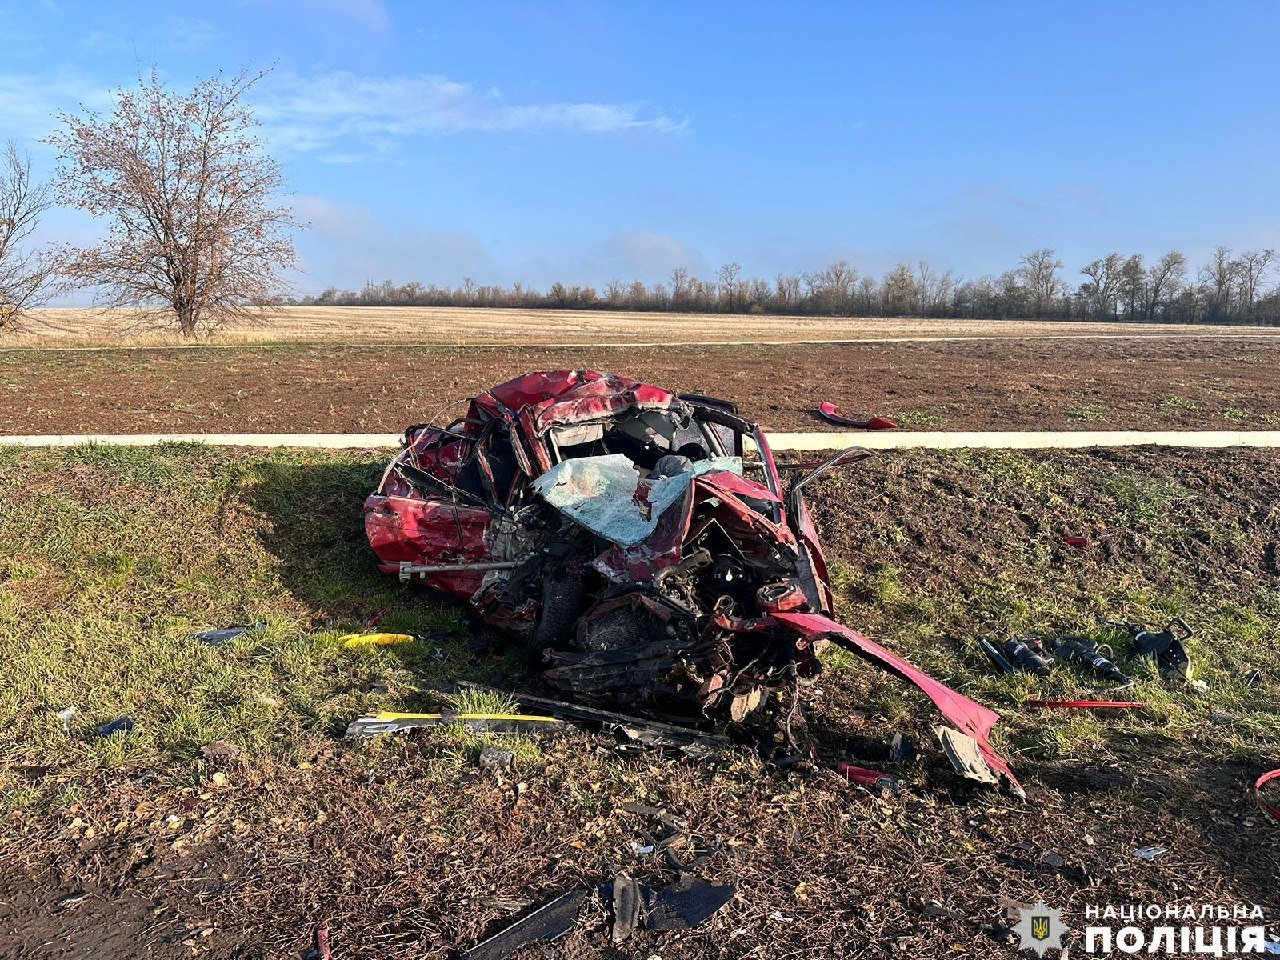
527, 564, 585, 665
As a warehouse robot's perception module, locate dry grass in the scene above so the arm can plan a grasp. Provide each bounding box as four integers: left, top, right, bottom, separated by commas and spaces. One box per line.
10, 305, 1280, 348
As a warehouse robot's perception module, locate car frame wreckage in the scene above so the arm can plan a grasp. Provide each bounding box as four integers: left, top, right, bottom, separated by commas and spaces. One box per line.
364, 370, 1023, 796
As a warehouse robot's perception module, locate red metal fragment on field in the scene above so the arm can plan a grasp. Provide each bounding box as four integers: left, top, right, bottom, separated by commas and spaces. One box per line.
773, 611, 1023, 796
817, 401, 899, 430
836, 763, 898, 789
1253, 769, 1280, 823
1065, 535, 1090, 549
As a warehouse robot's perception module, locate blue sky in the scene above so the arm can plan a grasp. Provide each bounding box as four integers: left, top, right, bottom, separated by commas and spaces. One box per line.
3, 0, 1278, 294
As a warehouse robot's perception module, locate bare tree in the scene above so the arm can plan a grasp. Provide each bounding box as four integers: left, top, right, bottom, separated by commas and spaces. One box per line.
880, 263, 920, 315
914, 260, 954, 315
1236, 249, 1275, 319
0, 142, 61, 331
48, 70, 298, 337
1079, 252, 1124, 321
668, 267, 690, 307
1199, 246, 1238, 323
774, 273, 800, 312
715, 262, 742, 311
1016, 248, 1064, 317
1141, 250, 1187, 321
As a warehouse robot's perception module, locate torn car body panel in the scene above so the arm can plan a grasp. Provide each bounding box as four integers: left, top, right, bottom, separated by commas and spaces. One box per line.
773, 611, 1023, 797
365, 370, 1018, 789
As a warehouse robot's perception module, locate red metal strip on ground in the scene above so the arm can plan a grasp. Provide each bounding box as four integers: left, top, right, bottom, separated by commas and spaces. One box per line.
1256, 769, 1280, 823
817, 401, 898, 430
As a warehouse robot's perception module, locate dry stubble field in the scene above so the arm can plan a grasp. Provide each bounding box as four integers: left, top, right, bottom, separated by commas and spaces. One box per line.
13, 305, 1280, 347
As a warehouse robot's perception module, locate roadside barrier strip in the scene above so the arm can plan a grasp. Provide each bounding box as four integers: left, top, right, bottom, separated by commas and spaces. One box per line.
5, 431, 1280, 451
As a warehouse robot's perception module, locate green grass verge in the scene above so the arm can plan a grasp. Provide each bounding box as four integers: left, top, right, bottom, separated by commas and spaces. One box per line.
1, 443, 1277, 818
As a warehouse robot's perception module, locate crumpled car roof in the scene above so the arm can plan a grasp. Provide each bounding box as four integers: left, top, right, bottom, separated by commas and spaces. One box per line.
475, 370, 680, 434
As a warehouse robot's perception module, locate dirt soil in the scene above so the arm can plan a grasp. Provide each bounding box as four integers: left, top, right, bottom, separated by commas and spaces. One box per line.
3, 336, 1279, 435
2, 445, 1278, 959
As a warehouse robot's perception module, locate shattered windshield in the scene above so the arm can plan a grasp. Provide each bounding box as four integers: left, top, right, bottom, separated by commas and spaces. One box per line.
532, 453, 743, 546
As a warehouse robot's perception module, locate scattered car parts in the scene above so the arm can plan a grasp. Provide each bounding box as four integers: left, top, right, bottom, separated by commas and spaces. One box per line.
980, 637, 1053, 676
1104, 617, 1194, 682
460, 889, 588, 960
610, 873, 736, 937
340, 632, 413, 649
194, 623, 265, 646
94, 716, 134, 738
366, 371, 1020, 792
1051, 636, 1133, 687
460, 683, 731, 757
836, 763, 901, 791
817, 401, 898, 430
344, 710, 563, 738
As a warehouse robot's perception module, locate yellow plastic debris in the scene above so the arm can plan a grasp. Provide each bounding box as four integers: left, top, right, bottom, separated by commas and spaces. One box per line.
340, 632, 414, 649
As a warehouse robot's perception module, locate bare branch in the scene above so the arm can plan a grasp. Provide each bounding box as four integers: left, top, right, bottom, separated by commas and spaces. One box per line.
46, 69, 300, 337
0, 141, 62, 332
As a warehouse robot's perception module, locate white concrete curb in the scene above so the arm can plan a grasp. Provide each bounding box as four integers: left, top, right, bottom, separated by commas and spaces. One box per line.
4, 431, 1280, 451
762, 430, 1280, 451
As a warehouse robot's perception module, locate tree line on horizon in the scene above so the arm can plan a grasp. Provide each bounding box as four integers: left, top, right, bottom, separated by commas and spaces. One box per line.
302, 246, 1279, 325
4, 69, 1278, 336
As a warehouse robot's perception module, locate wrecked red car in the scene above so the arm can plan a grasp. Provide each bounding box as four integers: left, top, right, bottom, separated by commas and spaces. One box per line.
365, 370, 1020, 793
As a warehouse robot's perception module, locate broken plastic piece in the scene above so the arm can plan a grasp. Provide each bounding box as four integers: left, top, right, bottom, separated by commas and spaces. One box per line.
978, 637, 1017, 674
1065, 535, 1090, 549
195, 623, 265, 646
889, 732, 916, 764
817, 402, 898, 430
1052, 637, 1133, 687
95, 716, 134, 738
461, 684, 730, 757
1001, 638, 1053, 676
612, 873, 644, 943
340, 632, 414, 649
460, 888, 587, 960
648, 875, 735, 931
1134, 845, 1168, 860
836, 763, 900, 790
935, 726, 998, 786
54, 706, 77, 734
1127, 618, 1193, 682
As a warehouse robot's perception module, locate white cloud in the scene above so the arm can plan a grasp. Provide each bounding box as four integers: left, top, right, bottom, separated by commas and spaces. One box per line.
289, 195, 494, 290
309, 0, 389, 31
166, 17, 221, 52
78, 30, 129, 54
599, 231, 706, 279
254, 70, 686, 154
0, 66, 684, 159
0, 71, 114, 145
